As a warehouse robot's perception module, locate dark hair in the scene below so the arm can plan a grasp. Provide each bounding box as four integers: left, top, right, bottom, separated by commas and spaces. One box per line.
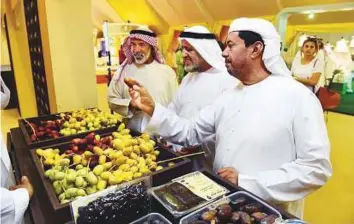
302, 37, 318, 51
238, 31, 264, 47
217, 41, 225, 51
318, 40, 324, 50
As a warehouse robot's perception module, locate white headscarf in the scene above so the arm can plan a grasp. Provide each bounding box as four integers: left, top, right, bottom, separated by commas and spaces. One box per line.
1, 76, 10, 109
229, 18, 291, 76
179, 26, 227, 72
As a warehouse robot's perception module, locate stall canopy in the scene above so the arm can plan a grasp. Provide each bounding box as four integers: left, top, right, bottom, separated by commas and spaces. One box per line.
102, 0, 353, 32
94, 0, 351, 55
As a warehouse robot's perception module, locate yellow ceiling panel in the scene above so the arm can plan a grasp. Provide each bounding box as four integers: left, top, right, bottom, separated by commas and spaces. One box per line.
107, 0, 169, 34
108, 0, 354, 29
165, 0, 207, 24
203, 0, 280, 20
289, 10, 354, 25
281, 0, 354, 8
147, 0, 206, 26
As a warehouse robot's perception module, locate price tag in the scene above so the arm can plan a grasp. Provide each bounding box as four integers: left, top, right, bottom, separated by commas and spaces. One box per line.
172, 171, 229, 201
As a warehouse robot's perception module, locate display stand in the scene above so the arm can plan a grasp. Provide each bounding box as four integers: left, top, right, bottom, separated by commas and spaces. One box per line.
8, 127, 297, 224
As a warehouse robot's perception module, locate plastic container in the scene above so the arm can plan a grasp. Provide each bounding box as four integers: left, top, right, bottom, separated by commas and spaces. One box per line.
130, 213, 172, 224
284, 219, 307, 224
150, 172, 230, 218
71, 177, 152, 224
179, 191, 282, 224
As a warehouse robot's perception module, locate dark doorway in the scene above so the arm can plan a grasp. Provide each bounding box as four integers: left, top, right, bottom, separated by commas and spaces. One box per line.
2, 14, 20, 114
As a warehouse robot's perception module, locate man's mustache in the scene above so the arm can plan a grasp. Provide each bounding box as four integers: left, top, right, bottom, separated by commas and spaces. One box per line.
133, 52, 145, 58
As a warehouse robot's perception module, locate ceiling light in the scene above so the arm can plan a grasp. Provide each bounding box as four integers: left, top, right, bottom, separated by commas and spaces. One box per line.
301, 10, 326, 14
308, 13, 315, 19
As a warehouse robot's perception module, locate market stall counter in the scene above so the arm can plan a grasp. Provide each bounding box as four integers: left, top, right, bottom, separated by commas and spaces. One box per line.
8, 127, 297, 224
8, 127, 192, 224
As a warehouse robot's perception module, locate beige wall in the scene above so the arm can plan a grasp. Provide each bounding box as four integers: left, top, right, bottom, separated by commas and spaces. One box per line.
43, 0, 98, 112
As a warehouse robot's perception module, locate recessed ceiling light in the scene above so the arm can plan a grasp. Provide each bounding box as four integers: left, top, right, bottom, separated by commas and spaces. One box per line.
301, 9, 326, 14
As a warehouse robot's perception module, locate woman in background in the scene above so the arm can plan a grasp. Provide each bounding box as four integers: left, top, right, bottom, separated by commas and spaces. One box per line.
292, 38, 325, 93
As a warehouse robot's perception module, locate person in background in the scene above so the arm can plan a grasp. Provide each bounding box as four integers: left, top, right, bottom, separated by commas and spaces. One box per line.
332, 50, 354, 94
124, 18, 332, 218
292, 37, 325, 93
1, 76, 34, 224
107, 27, 178, 133
166, 26, 237, 171
349, 49, 354, 93
317, 39, 326, 66
348, 63, 354, 94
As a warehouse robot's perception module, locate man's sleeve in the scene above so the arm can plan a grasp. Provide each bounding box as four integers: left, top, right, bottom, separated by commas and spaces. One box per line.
166, 66, 179, 104
107, 68, 131, 116
149, 103, 217, 147
1, 187, 29, 224
238, 92, 332, 203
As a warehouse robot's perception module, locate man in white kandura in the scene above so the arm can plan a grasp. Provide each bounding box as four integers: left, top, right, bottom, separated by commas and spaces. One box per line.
1, 76, 34, 224
107, 27, 178, 133
167, 26, 237, 171
124, 18, 332, 218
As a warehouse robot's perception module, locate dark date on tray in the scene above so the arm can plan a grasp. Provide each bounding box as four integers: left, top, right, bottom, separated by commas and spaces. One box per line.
77, 182, 150, 224
188, 197, 278, 224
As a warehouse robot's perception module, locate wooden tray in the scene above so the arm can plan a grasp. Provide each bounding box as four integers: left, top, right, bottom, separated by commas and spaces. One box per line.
30, 136, 192, 223
19, 108, 123, 149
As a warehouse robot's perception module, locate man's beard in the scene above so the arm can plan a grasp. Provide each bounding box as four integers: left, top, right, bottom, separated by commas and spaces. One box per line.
184, 64, 198, 72
133, 48, 152, 64
226, 63, 240, 79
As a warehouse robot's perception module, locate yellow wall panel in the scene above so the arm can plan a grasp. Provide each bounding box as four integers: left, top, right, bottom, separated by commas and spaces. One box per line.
5, 0, 37, 117
37, 0, 57, 114
43, 0, 98, 112
1, 26, 11, 66
107, 0, 169, 34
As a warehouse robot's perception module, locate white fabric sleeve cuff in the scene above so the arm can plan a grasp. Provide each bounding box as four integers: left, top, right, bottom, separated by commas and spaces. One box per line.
238, 174, 270, 201
10, 188, 30, 223
147, 103, 166, 131
108, 98, 131, 116
108, 97, 130, 107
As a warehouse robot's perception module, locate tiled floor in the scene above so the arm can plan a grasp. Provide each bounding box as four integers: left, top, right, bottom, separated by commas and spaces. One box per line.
304, 112, 354, 224
1, 84, 354, 224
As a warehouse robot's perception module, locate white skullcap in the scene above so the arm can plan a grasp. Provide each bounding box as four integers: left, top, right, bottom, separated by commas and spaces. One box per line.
179, 26, 227, 72
229, 18, 291, 76
134, 26, 154, 33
